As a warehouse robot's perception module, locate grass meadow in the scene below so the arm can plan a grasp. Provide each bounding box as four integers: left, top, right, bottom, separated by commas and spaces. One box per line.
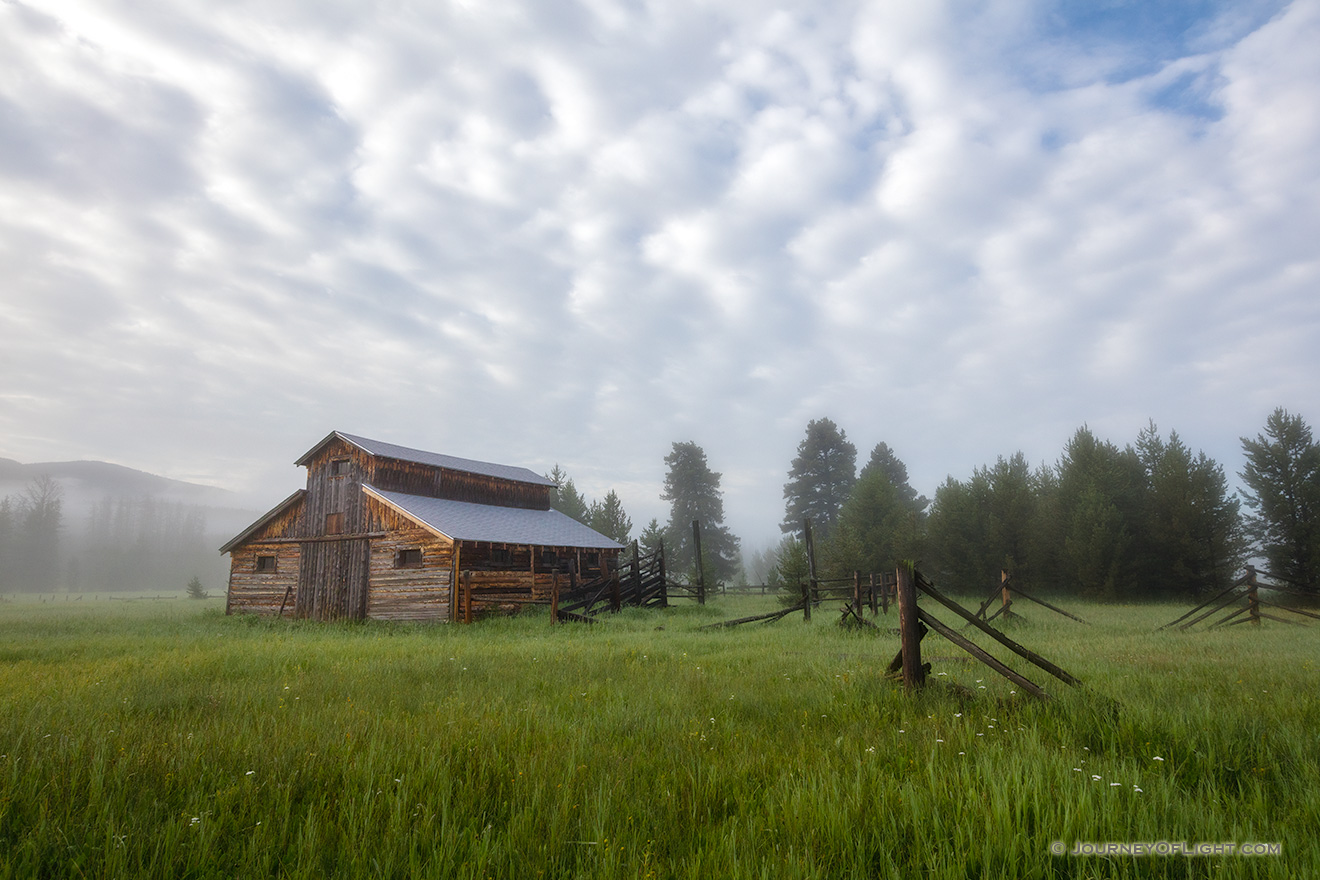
0, 590, 1316, 879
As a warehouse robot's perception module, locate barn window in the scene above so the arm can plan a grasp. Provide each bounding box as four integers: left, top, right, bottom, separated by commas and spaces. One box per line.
329, 458, 350, 477
396, 548, 423, 569
325, 512, 345, 534
540, 550, 559, 567
255, 555, 277, 573
585, 552, 600, 568
490, 548, 512, 566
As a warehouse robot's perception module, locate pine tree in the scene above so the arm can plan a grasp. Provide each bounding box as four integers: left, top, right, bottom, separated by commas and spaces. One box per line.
769, 536, 809, 604
826, 464, 925, 579
638, 518, 666, 556
1136, 422, 1246, 598
1054, 427, 1143, 600
781, 418, 856, 541
1240, 408, 1320, 592
661, 442, 739, 583
587, 490, 633, 545
859, 442, 928, 511
546, 464, 591, 524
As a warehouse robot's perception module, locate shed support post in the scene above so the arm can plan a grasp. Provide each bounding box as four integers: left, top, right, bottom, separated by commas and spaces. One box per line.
550, 568, 560, 624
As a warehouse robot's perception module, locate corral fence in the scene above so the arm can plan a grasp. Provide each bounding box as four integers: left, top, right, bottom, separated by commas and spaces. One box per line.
1157, 565, 1320, 631
457, 537, 671, 624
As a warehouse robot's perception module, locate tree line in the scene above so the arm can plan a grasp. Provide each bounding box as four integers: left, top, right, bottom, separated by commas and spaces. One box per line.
761, 409, 1320, 601
0, 476, 226, 593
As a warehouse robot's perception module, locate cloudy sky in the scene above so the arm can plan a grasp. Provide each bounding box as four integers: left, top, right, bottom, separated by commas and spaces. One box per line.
2, 0, 1318, 551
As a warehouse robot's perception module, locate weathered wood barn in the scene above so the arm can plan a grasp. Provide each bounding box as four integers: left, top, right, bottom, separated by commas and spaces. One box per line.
221, 431, 623, 621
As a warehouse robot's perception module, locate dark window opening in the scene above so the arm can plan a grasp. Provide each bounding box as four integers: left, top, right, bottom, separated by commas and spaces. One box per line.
585, 552, 601, 569
255, 555, 277, 573
490, 548, 512, 566
329, 458, 350, 477
396, 548, 423, 569
540, 551, 559, 568
325, 512, 345, 535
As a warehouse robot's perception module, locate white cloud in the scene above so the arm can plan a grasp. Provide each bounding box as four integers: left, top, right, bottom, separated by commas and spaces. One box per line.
0, 0, 1317, 546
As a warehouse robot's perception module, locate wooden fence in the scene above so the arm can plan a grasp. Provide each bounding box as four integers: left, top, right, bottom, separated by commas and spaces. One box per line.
1157, 565, 1320, 631
456, 539, 670, 624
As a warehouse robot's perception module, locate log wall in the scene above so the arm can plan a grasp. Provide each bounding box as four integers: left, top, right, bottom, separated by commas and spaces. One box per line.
227, 543, 302, 615
364, 501, 454, 621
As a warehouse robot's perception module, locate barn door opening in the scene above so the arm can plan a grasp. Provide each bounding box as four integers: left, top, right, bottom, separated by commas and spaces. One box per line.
296, 538, 370, 620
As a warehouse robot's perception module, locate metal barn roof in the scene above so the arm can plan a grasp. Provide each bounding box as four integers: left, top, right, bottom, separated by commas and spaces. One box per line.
363, 484, 622, 550
296, 431, 555, 487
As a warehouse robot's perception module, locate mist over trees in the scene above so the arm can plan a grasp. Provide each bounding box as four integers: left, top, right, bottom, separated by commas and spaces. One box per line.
0, 474, 230, 593
0, 476, 64, 592
660, 441, 739, 583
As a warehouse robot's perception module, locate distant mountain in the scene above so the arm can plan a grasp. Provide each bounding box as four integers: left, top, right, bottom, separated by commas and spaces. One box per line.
0, 458, 235, 506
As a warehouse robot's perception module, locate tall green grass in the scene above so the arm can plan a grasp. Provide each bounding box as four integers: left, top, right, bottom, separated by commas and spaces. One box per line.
0, 594, 1315, 878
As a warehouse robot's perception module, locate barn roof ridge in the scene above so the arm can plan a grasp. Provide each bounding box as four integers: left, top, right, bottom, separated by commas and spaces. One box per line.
295, 430, 555, 487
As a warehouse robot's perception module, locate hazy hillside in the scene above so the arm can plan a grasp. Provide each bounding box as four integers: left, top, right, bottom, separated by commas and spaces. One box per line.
0, 457, 263, 594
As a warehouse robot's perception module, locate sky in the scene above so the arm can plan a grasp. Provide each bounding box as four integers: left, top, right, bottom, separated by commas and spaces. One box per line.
2, 0, 1318, 553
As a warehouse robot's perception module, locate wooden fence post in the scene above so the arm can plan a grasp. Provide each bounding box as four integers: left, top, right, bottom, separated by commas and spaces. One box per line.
869, 572, 878, 616
895, 565, 925, 690
802, 518, 815, 622
1000, 570, 1012, 617
692, 519, 706, 605
853, 570, 863, 616
610, 561, 622, 612
632, 540, 643, 603
462, 570, 473, 624
658, 538, 668, 607
1248, 565, 1260, 626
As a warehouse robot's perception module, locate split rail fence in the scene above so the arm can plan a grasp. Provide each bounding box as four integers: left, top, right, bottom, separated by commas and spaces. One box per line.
1157, 565, 1320, 631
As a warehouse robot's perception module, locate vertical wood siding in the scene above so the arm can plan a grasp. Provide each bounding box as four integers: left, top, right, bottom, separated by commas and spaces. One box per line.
295, 538, 370, 621
303, 437, 368, 536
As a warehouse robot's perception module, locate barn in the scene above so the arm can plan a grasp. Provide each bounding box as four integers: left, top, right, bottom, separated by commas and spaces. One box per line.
221, 431, 623, 621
